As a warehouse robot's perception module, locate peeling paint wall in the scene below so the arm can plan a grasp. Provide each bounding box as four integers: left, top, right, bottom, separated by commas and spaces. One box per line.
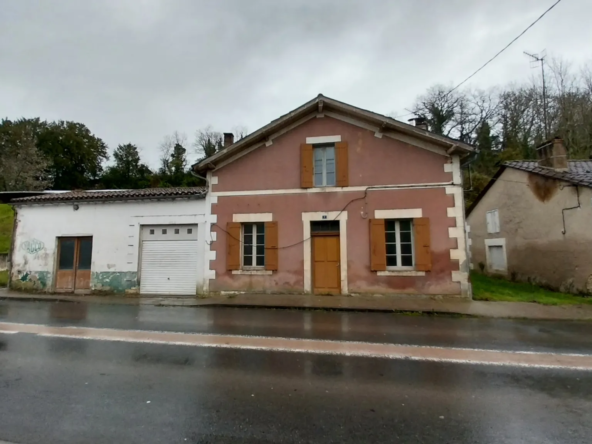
11, 199, 209, 293
468, 168, 592, 294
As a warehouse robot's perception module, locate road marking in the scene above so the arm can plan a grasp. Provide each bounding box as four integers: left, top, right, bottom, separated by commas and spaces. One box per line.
1, 321, 592, 370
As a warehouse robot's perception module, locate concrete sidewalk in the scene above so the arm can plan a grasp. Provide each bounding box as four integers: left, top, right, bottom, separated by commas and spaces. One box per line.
1, 287, 591, 321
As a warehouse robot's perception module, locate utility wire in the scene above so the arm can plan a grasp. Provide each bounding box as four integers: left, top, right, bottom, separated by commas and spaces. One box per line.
447, 0, 563, 95
214, 188, 371, 250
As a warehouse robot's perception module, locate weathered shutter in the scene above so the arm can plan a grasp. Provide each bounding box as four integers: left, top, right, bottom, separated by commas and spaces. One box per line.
301, 143, 314, 188
370, 219, 387, 271
226, 222, 241, 271
265, 221, 278, 271
414, 217, 432, 272
335, 141, 349, 187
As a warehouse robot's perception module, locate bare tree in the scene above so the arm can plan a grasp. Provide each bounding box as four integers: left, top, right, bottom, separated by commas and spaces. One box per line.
159, 131, 187, 175
194, 126, 223, 159
231, 125, 249, 141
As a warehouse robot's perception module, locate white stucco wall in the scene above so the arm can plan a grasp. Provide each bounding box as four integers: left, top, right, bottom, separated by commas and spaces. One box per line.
10, 197, 210, 294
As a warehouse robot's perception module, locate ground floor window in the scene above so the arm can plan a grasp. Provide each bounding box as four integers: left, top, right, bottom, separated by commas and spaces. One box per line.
385, 219, 414, 268
242, 222, 265, 267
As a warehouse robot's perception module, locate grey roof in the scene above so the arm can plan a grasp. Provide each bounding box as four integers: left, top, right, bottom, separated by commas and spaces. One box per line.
11, 187, 207, 204
504, 160, 592, 188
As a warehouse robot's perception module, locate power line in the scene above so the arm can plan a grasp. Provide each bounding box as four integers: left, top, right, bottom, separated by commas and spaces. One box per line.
447, 0, 563, 95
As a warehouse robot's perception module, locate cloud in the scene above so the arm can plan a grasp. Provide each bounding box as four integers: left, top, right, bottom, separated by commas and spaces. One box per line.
0, 0, 589, 167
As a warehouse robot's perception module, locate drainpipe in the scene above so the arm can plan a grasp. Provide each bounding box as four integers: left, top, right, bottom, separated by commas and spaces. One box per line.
560, 185, 581, 235
190, 170, 208, 186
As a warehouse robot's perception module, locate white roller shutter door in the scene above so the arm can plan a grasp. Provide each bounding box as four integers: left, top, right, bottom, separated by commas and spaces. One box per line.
140, 225, 198, 295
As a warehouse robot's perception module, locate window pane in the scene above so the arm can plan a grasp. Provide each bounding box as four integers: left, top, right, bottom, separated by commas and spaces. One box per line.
243, 255, 252, 266
326, 171, 335, 186
244, 245, 252, 256
314, 148, 324, 185
311, 221, 339, 233
386, 232, 397, 243
401, 243, 413, 255
325, 147, 335, 186
256, 245, 265, 256
386, 255, 398, 267
77, 239, 93, 270
256, 223, 265, 235
149, 229, 154, 235
162, 229, 167, 235
399, 220, 412, 232
385, 220, 396, 232
401, 255, 413, 266
400, 231, 412, 243
314, 147, 324, 161
243, 233, 253, 245
386, 244, 397, 255
58, 240, 75, 270
256, 234, 265, 246
175, 228, 179, 234
187, 228, 193, 234
256, 255, 265, 267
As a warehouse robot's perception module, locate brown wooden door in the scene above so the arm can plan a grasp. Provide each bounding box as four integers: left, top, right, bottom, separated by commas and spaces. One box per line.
312, 235, 341, 294
55, 237, 93, 292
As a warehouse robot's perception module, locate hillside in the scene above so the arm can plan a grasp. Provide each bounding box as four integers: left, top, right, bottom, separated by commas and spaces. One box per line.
0, 204, 14, 254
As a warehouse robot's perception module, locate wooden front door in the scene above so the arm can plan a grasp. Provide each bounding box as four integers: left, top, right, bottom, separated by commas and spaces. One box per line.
312, 234, 341, 294
56, 237, 93, 293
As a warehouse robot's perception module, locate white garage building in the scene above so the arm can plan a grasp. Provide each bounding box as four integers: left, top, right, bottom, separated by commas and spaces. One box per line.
9, 188, 212, 295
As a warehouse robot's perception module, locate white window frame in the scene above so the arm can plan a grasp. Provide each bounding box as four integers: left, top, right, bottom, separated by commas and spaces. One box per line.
485, 238, 507, 274
313, 144, 336, 187
486, 209, 500, 234
385, 219, 415, 271
241, 222, 265, 270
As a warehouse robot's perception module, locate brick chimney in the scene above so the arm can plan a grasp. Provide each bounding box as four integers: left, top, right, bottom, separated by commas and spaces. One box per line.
536, 137, 568, 171
223, 132, 234, 148
408, 116, 428, 131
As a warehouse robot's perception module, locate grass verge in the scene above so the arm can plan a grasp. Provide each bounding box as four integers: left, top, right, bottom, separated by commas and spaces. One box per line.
0, 270, 8, 287
0, 204, 14, 254
471, 272, 592, 306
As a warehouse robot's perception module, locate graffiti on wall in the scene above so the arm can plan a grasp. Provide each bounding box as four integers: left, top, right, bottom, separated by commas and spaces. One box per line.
20, 239, 45, 255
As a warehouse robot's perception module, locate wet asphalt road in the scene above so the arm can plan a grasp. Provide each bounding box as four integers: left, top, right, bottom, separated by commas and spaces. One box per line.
2, 300, 592, 353
1, 300, 592, 443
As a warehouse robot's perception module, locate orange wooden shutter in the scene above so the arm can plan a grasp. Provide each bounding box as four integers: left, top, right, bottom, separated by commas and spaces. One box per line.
335, 141, 349, 187
265, 221, 278, 271
301, 143, 314, 188
226, 222, 241, 271
370, 219, 387, 271
414, 218, 432, 271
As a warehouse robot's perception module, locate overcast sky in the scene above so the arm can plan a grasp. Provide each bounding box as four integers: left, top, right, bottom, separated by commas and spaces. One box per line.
1, 0, 589, 167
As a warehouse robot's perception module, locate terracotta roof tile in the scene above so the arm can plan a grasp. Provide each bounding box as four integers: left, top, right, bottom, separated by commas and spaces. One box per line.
12, 187, 207, 204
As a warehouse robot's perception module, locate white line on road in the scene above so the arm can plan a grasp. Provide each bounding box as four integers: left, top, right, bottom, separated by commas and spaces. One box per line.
1, 321, 592, 371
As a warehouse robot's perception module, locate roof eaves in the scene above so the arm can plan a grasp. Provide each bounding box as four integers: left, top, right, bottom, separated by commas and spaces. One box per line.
194, 94, 475, 172
466, 165, 506, 216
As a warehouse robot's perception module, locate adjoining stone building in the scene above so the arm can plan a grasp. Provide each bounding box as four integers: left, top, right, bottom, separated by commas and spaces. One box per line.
467, 137, 592, 294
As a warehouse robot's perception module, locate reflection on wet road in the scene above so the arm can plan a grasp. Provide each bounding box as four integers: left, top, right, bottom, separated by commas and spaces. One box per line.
0, 300, 591, 443
2, 299, 592, 353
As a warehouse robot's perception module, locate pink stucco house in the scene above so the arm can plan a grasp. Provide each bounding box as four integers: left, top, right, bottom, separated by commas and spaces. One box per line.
194, 95, 474, 298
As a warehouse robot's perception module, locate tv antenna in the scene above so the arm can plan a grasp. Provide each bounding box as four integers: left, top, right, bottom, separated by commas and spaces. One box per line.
524, 50, 548, 138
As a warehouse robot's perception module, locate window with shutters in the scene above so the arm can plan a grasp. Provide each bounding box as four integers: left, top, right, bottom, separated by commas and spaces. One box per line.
313, 144, 336, 187
385, 219, 415, 269
242, 223, 265, 268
